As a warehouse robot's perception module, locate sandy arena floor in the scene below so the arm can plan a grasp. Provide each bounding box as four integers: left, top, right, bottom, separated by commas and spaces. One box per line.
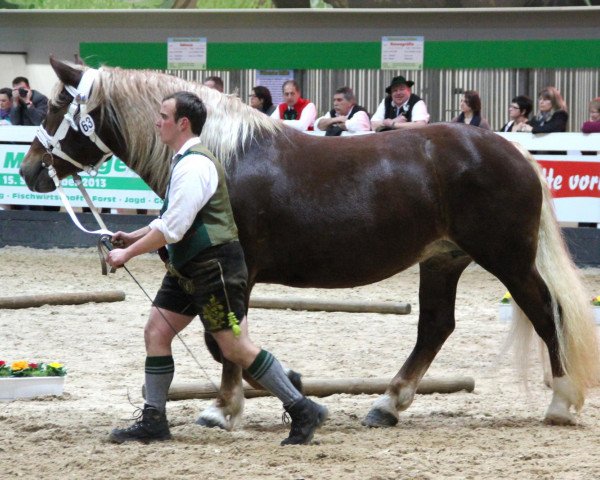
1, 246, 599, 480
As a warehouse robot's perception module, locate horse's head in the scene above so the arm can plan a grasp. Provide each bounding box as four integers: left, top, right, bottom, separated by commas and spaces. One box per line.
20, 57, 121, 192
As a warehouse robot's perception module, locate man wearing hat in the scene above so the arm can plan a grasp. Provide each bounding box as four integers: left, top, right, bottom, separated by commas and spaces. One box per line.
370, 75, 429, 131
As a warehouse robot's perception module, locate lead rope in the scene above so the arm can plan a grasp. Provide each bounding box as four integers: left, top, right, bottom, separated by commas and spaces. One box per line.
98, 237, 219, 392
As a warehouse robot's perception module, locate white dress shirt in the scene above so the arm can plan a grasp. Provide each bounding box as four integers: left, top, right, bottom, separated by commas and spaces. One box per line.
371, 98, 430, 123
149, 137, 218, 244
270, 102, 317, 131
314, 106, 372, 134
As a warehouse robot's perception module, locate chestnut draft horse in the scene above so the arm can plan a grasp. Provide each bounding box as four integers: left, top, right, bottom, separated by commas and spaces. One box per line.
20, 58, 598, 431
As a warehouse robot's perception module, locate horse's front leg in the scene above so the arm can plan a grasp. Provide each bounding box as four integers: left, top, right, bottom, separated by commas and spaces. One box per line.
196, 334, 245, 431
363, 254, 470, 427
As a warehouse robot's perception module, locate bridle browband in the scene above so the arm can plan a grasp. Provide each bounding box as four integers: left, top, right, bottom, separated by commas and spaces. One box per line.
37, 68, 113, 177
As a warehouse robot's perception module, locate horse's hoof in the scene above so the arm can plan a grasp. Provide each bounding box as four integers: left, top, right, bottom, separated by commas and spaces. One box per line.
544, 412, 576, 426
361, 408, 399, 428
195, 416, 228, 430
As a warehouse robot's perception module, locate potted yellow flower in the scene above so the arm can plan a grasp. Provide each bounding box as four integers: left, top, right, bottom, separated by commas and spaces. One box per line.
592, 296, 600, 325
498, 292, 513, 322
0, 360, 66, 402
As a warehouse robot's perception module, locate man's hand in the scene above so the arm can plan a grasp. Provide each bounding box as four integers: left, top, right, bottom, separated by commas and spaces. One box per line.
107, 248, 131, 269
111, 230, 138, 248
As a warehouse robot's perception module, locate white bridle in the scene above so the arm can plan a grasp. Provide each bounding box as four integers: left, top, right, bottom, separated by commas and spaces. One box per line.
36, 68, 113, 177
36, 67, 113, 237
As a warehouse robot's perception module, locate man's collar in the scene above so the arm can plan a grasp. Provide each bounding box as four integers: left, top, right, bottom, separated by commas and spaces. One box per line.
173, 137, 201, 160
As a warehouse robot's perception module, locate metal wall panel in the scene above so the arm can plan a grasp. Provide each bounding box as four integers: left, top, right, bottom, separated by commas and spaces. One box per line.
166, 68, 599, 132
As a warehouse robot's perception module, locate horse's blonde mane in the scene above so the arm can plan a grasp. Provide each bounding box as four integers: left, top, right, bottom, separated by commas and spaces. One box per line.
52, 65, 283, 195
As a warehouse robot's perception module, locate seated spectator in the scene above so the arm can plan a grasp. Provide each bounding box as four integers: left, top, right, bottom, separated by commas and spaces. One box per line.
249, 86, 276, 116
270, 80, 316, 131
518, 86, 568, 133
203, 76, 224, 92
9, 76, 48, 126
581, 97, 600, 133
500, 95, 533, 132
370, 76, 429, 132
0, 87, 12, 125
451, 90, 491, 130
314, 86, 370, 136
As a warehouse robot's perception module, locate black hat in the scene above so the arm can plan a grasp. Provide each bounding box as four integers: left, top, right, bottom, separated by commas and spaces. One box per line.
385, 76, 414, 94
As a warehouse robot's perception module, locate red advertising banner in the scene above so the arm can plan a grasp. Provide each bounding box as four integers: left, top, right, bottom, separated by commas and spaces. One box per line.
537, 158, 600, 199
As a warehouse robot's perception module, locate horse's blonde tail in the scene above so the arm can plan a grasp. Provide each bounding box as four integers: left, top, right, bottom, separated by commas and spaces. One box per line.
511, 142, 600, 409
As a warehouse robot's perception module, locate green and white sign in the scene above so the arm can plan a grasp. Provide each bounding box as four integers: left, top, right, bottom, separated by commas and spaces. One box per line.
167, 37, 207, 70
381, 36, 424, 70
0, 143, 163, 209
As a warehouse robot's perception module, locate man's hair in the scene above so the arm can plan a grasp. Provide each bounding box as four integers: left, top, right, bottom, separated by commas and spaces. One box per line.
0, 87, 12, 98
163, 91, 207, 136
203, 76, 224, 92
335, 86, 355, 103
282, 80, 300, 93
12, 76, 30, 87
512, 95, 533, 117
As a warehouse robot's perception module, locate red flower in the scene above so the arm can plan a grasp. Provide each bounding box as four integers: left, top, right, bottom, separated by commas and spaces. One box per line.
0, 360, 5, 367
28, 362, 38, 369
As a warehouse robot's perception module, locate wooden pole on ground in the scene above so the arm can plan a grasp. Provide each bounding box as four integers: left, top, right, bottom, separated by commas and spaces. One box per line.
161, 376, 474, 401
249, 296, 411, 315
0, 290, 126, 309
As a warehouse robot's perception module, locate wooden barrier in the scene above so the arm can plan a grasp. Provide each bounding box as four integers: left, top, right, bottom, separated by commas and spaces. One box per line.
249, 296, 411, 315
159, 376, 474, 401
0, 290, 126, 309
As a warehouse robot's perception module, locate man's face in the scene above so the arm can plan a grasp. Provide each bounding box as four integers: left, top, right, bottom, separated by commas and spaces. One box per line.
283, 84, 300, 107
156, 99, 180, 148
391, 84, 411, 106
12, 81, 29, 96
0, 93, 10, 110
333, 94, 353, 116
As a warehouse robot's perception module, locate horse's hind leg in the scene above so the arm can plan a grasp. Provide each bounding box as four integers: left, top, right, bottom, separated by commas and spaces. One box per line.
496, 268, 580, 425
363, 252, 471, 427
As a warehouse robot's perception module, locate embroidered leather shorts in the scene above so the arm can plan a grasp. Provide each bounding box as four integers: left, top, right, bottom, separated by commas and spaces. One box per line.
153, 241, 248, 332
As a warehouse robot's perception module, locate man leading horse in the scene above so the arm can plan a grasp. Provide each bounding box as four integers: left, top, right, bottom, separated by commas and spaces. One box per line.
106, 91, 328, 446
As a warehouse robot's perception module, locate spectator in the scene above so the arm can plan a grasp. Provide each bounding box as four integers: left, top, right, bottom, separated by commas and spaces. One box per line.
370, 75, 429, 132
249, 86, 276, 116
314, 86, 370, 136
270, 80, 316, 132
0, 87, 12, 125
451, 90, 491, 130
203, 76, 224, 93
518, 86, 568, 133
9, 76, 48, 126
581, 97, 600, 133
500, 95, 533, 132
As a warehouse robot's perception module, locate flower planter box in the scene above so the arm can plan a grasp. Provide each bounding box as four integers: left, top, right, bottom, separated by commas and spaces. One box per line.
0, 376, 65, 402
594, 306, 600, 325
498, 303, 513, 322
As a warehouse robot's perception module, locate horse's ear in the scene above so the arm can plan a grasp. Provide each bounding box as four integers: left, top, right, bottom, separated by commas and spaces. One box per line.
49, 55, 82, 87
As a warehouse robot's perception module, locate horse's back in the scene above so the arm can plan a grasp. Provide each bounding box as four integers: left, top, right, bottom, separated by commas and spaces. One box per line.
234, 124, 542, 287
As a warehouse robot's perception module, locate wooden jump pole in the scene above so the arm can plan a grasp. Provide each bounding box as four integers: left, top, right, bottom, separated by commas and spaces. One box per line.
249, 296, 411, 315
159, 376, 474, 401
0, 290, 126, 309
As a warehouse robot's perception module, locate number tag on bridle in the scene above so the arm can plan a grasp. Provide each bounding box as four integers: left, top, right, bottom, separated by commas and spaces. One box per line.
79, 114, 95, 137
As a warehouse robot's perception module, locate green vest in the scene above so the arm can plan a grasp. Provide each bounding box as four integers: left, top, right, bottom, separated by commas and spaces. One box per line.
161, 144, 238, 270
